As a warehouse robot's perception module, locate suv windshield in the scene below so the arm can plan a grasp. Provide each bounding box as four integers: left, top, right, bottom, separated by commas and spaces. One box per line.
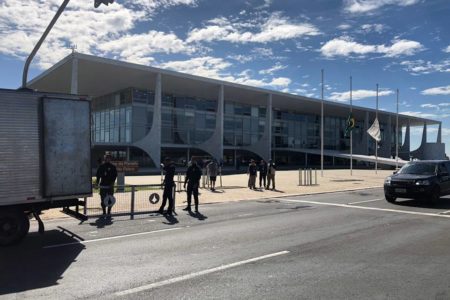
398, 163, 436, 175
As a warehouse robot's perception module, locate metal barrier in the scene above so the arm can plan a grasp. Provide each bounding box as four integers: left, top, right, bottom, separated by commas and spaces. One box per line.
74, 184, 179, 219
298, 168, 318, 186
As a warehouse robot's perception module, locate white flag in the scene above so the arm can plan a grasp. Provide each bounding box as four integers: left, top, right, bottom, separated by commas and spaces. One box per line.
367, 118, 381, 142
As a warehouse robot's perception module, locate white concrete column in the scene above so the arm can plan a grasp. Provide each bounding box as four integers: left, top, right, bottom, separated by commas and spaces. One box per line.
196, 84, 224, 161
364, 111, 369, 155
267, 93, 273, 159
133, 73, 162, 167
70, 56, 78, 94
217, 84, 224, 160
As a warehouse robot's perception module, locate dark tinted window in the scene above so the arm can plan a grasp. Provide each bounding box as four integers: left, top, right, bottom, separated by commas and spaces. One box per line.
399, 163, 436, 175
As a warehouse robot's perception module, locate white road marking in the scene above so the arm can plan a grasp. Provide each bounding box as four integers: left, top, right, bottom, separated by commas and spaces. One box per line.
279, 198, 450, 219
238, 213, 254, 217
439, 210, 450, 215
115, 250, 290, 296
348, 198, 384, 205
44, 227, 183, 249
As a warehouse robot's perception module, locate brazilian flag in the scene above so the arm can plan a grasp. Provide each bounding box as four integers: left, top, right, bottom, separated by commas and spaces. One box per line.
345, 113, 355, 137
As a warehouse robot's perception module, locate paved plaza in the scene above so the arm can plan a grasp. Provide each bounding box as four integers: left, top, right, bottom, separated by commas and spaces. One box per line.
41, 169, 393, 219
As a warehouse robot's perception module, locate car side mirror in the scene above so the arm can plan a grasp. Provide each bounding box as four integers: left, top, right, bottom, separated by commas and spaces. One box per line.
393, 171, 398, 174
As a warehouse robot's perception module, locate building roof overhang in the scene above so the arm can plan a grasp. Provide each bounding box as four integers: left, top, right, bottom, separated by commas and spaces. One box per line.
28, 53, 439, 127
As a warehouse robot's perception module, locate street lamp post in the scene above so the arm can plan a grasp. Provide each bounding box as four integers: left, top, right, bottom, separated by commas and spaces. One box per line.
21, 0, 115, 89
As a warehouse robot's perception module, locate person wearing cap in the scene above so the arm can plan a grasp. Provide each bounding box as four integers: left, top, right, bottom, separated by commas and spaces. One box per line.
183, 158, 202, 213
95, 154, 117, 216
247, 159, 257, 190
158, 157, 176, 215
267, 159, 276, 190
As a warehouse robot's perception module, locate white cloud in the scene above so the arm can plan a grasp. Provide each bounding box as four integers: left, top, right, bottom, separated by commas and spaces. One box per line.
159, 56, 291, 89
98, 30, 195, 64
259, 62, 287, 75
421, 85, 450, 96
0, 0, 197, 69
361, 23, 385, 33
337, 24, 352, 30
159, 56, 232, 79
129, 0, 198, 15
421, 103, 439, 109
401, 111, 449, 119
187, 12, 321, 44
344, 0, 420, 14
444, 45, 450, 53
329, 89, 394, 102
320, 36, 424, 58
400, 59, 450, 75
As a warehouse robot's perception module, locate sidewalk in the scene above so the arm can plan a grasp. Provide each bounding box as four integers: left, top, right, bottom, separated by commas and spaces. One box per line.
40, 169, 392, 220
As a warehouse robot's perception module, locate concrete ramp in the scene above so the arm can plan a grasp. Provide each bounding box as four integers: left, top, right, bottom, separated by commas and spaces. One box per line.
276, 148, 408, 167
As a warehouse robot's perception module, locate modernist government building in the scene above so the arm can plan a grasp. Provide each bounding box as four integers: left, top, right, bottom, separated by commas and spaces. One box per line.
29, 53, 446, 170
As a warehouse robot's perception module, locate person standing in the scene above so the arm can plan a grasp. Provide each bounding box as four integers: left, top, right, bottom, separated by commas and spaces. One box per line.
259, 159, 268, 189
95, 154, 117, 216
158, 157, 176, 215
248, 159, 257, 190
207, 159, 218, 191
183, 158, 202, 213
267, 159, 276, 190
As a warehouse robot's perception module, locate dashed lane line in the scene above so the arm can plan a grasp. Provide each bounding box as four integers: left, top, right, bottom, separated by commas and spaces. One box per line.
115, 250, 290, 296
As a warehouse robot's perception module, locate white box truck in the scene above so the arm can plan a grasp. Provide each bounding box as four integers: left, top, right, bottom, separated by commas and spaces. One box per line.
0, 88, 91, 246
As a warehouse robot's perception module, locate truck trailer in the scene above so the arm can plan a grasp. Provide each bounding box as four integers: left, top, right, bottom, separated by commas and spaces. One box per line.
0, 88, 91, 246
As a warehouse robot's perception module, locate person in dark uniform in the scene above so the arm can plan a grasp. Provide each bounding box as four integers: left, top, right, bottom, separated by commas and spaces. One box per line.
259, 159, 268, 189
95, 154, 117, 216
183, 158, 202, 213
247, 159, 258, 190
158, 157, 176, 215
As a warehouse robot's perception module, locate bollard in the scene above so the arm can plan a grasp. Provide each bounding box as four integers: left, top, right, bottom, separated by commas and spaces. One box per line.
315, 169, 317, 185
172, 184, 176, 213
309, 168, 312, 185
299, 168, 302, 186
83, 197, 87, 216
130, 186, 135, 220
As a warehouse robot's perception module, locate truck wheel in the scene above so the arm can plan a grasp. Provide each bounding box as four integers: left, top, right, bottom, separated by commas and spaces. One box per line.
0, 209, 30, 246
385, 194, 396, 203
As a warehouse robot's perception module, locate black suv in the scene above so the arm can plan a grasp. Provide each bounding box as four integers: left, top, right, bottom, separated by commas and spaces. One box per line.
384, 160, 450, 203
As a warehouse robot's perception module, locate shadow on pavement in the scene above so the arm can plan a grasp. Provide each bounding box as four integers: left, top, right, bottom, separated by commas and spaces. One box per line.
162, 212, 179, 225
188, 211, 208, 221
394, 197, 450, 209
0, 229, 84, 296
89, 216, 114, 228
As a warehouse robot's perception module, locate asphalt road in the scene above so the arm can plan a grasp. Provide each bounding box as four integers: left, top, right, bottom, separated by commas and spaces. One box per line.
2, 188, 450, 299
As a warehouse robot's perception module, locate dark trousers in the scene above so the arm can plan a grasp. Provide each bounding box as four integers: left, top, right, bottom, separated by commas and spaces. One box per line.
186, 184, 199, 210
259, 174, 267, 187
100, 186, 114, 214
160, 182, 174, 213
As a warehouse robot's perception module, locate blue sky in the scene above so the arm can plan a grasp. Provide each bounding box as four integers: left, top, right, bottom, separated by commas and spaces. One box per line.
0, 0, 449, 153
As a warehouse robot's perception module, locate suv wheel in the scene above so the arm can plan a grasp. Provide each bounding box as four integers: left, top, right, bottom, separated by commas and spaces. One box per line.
385, 194, 396, 203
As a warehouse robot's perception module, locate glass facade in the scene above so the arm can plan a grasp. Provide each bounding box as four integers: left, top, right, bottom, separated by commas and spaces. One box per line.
161, 94, 216, 144
224, 101, 266, 146
92, 86, 400, 166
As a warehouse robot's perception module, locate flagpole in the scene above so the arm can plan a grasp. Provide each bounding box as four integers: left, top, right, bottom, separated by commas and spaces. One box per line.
350, 76, 353, 176
321, 69, 324, 177
396, 88, 399, 169
375, 83, 379, 174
